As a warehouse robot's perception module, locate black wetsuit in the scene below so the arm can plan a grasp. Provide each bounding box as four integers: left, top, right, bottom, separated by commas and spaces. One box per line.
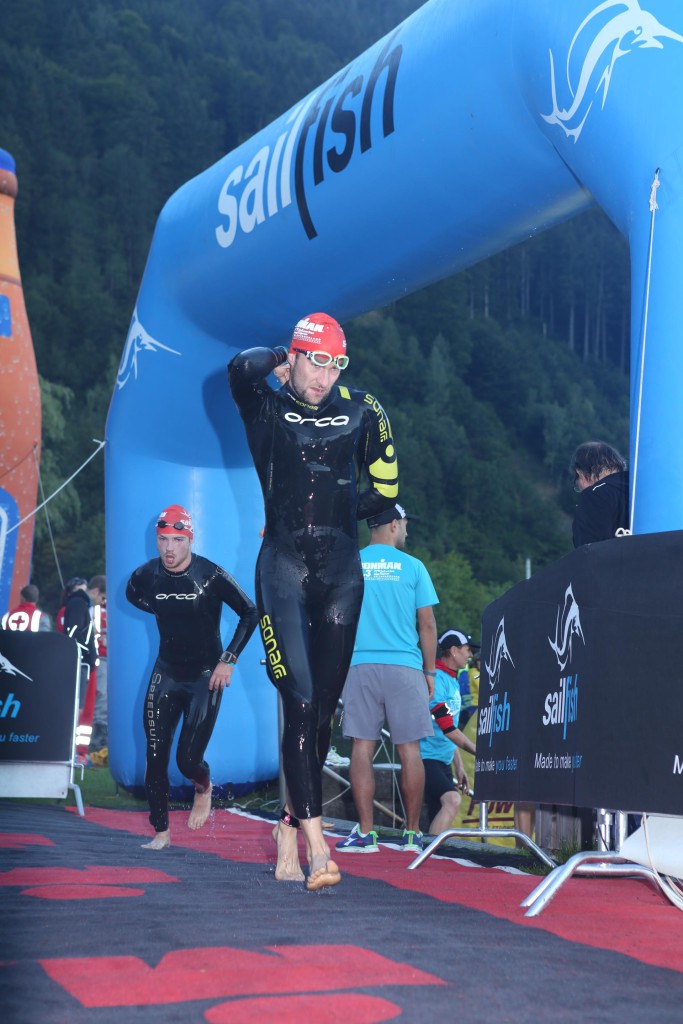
228, 346, 398, 819
126, 554, 258, 832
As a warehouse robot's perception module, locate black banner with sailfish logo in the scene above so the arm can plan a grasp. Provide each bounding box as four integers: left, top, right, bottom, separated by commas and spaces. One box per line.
475, 530, 683, 815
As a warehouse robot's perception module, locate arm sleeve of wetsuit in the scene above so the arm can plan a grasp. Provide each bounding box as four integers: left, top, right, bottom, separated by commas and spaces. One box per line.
356, 393, 399, 521
227, 346, 289, 417
125, 568, 153, 614
212, 567, 260, 659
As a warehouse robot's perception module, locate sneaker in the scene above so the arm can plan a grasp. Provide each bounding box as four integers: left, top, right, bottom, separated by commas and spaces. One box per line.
325, 746, 350, 768
384, 830, 424, 852
335, 825, 379, 853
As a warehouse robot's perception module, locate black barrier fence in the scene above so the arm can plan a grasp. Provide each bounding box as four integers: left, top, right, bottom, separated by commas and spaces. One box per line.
0, 631, 81, 804
475, 529, 683, 815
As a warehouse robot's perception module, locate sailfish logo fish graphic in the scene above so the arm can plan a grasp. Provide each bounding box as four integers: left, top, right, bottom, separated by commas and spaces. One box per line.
0, 652, 32, 681
543, 0, 683, 141
116, 308, 181, 389
484, 617, 515, 691
548, 584, 585, 671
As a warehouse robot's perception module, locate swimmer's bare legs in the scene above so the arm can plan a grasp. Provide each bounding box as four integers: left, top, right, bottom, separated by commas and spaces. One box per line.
188, 782, 212, 829
142, 829, 171, 850
273, 806, 305, 882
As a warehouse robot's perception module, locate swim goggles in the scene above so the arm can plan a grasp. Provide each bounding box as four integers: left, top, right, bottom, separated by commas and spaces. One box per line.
293, 348, 349, 370
157, 519, 190, 531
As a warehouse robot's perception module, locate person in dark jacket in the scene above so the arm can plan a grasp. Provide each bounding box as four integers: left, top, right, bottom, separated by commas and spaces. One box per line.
570, 441, 629, 547
63, 577, 97, 709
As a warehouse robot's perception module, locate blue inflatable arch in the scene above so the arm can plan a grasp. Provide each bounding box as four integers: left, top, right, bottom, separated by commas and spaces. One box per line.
106, 0, 683, 789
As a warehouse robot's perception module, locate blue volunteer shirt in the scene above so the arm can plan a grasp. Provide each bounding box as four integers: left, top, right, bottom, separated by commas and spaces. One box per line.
351, 543, 439, 670
420, 665, 462, 763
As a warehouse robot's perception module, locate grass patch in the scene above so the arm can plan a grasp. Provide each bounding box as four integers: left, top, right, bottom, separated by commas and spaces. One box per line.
7, 763, 281, 817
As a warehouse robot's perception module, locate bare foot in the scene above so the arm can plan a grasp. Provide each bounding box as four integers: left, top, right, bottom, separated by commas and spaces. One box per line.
188, 784, 212, 830
273, 821, 305, 882
306, 854, 341, 891
142, 830, 171, 850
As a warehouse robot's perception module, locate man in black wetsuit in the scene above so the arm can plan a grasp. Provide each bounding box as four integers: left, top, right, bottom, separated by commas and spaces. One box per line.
126, 504, 258, 850
229, 312, 398, 891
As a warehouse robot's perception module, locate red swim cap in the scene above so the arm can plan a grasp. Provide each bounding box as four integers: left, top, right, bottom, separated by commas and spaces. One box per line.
290, 313, 347, 358
157, 504, 193, 539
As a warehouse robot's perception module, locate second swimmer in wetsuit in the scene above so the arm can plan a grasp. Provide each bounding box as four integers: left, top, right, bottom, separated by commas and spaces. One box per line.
126, 504, 259, 850
228, 312, 398, 890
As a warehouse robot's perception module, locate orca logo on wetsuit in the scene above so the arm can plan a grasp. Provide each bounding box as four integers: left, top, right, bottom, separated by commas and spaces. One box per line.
284, 412, 350, 427
155, 593, 198, 600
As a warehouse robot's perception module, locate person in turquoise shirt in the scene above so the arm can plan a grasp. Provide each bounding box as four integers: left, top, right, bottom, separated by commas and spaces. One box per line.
420, 628, 478, 835
337, 503, 438, 854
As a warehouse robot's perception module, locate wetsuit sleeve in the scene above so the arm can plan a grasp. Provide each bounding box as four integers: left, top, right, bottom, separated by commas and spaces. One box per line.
125, 568, 153, 614
356, 393, 399, 521
227, 346, 289, 417
212, 567, 260, 659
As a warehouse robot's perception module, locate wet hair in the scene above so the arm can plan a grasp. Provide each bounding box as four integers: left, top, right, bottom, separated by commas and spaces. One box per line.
88, 574, 106, 594
20, 584, 39, 603
569, 442, 626, 483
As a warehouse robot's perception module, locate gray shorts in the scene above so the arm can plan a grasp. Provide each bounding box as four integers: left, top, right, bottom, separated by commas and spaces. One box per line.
341, 664, 433, 745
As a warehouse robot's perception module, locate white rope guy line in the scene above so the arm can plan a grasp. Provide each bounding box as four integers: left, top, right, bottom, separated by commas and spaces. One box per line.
7, 439, 105, 535
630, 168, 660, 533
33, 444, 65, 589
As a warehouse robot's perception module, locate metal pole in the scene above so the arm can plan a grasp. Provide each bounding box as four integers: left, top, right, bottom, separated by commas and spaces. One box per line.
613, 810, 628, 851
596, 808, 611, 852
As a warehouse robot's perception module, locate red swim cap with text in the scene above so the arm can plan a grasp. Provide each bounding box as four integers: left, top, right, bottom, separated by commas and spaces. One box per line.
156, 504, 193, 539
289, 313, 347, 358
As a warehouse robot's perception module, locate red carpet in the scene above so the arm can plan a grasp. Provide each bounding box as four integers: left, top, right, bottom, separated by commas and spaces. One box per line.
2, 802, 682, 1023
80, 804, 683, 974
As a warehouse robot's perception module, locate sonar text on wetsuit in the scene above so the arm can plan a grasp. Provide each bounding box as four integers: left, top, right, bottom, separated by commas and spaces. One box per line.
126, 553, 258, 832
228, 344, 398, 820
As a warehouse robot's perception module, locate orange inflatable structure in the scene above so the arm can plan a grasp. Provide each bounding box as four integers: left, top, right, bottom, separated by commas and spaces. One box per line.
0, 148, 41, 614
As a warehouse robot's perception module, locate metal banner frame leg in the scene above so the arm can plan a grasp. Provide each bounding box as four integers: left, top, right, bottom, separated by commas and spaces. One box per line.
68, 660, 85, 816
522, 811, 683, 916
408, 800, 556, 872
522, 850, 660, 917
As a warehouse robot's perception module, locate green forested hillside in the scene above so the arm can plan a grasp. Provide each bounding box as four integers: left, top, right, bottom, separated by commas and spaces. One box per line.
0, 0, 629, 629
